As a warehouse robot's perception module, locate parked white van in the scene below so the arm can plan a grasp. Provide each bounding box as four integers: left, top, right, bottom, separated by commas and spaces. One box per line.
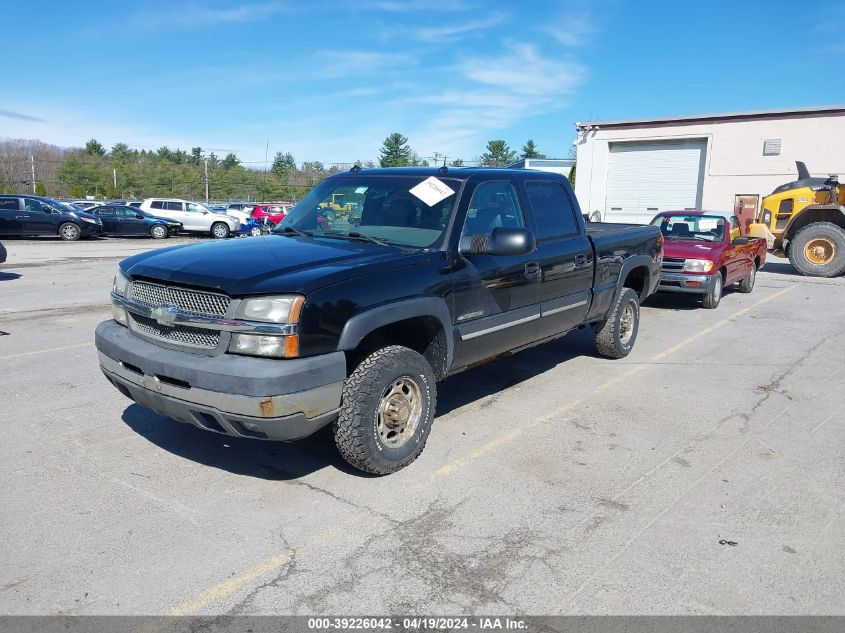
138, 199, 239, 238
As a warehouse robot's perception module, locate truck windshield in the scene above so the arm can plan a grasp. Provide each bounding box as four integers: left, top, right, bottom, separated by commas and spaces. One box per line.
651, 214, 726, 242
274, 175, 461, 248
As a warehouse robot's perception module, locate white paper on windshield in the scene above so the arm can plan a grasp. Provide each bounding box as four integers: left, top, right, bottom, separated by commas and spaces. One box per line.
409, 176, 455, 207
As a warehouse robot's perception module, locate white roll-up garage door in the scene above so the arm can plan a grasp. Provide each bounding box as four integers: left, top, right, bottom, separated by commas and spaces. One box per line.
603, 139, 707, 223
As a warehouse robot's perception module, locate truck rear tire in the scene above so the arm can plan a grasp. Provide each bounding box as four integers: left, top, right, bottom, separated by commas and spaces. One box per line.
702, 270, 723, 309
788, 222, 845, 278
595, 287, 640, 359
334, 345, 437, 475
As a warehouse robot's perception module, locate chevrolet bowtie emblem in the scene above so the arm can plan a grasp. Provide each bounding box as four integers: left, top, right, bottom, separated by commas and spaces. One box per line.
153, 305, 179, 327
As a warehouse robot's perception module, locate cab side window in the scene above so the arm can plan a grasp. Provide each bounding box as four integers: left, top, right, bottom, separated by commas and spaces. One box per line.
24, 199, 43, 212
97, 207, 116, 217
462, 181, 524, 236
526, 181, 579, 241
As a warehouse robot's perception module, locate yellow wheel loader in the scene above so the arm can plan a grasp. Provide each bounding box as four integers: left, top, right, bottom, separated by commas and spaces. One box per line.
758, 161, 845, 277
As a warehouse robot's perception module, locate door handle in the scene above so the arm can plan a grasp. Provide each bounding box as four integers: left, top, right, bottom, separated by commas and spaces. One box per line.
574, 254, 589, 267
15, 215, 30, 219
524, 261, 540, 280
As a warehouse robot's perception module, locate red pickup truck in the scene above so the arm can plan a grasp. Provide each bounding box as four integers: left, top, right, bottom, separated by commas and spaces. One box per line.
650, 210, 767, 309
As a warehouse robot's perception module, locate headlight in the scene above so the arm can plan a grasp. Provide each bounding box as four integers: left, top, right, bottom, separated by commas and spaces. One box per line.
111, 301, 128, 326
112, 270, 130, 296
235, 295, 304, 323
229, 333, 298, 358
684, 259, 714, 273
80, 216, 97, 224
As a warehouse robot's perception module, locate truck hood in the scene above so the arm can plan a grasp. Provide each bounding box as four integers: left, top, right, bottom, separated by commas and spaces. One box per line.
120, 234, 420, 296
662, 239, 724, 259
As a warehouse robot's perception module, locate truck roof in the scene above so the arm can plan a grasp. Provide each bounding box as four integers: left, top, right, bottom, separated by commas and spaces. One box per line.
340, 166, 567, 180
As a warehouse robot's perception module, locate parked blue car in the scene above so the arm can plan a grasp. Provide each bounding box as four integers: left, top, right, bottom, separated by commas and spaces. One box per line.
238, 217, 273, 237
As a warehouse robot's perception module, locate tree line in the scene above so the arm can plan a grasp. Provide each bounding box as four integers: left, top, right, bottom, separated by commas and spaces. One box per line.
0, 133, 573, 201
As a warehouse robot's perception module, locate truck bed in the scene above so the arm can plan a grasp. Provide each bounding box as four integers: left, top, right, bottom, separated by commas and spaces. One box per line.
586, 221, 650, 236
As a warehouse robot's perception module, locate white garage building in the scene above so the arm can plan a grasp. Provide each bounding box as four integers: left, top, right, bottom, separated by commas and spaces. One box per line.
573, 105, 845, 224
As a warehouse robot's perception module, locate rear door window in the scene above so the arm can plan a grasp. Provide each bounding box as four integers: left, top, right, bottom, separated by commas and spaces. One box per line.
150, 200, 165, 210
166, 201, 184, 211
0, 198, 20, 210
525, 181, 579, 241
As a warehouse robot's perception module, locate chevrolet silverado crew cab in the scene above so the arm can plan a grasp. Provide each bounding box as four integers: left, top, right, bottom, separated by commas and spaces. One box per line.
651, 210, 767, 309
95, 167, 663, 474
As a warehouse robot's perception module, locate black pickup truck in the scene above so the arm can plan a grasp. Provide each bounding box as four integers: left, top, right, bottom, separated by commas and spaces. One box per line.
95, 167, 662, 474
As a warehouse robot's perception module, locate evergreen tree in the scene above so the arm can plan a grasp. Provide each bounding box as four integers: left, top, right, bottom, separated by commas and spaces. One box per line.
450, 158, 464, 167
85, 139, 105, 157
481, 140, 517, 166
221, 153, 240, 170
568, 162, 576, 186
110, 143, 131, 160
188, 147, 203, 166
379, 133, 413, 167
521, 139, 545, 159
35, 182, 46, 196
272, 151, 297, 177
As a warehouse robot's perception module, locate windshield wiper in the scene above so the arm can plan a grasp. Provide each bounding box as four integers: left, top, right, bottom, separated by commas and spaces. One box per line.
320, 231, 391, 247
278, 226, 312, 237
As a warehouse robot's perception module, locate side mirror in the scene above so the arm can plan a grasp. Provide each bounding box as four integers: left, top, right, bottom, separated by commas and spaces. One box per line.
136, 213, 144, 219
733, 237, 749, 246
459, 227, 536, 257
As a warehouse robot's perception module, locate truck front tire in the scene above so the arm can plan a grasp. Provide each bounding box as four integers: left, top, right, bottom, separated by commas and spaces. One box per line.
334, 345, 437, 475
594, 287, 640, 359
788, 223, 845, 278
702, 270, 723, 309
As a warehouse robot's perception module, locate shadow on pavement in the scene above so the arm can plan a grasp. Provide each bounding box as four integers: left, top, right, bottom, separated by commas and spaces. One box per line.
0, 272, 21, 281
121, 404, 364, 480
761, 262, 802, 277
643, 292, 704, 311
122, 327, 601, 479
436, 327, 596, 416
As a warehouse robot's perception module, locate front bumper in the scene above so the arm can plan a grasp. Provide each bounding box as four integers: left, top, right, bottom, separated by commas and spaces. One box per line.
657, 272, 716, 295
81, 222, 103, 237
95, 320, 346, 441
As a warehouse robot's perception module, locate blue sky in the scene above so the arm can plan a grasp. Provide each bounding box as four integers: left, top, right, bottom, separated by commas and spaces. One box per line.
1, 0, 842, 164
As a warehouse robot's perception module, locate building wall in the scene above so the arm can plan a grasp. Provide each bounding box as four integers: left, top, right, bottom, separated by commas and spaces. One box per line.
574, 113, 845, 220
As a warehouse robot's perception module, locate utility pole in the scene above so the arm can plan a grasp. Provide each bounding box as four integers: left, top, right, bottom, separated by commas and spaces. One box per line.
30, 156, 36, 193
204, 158, 209, 203
113, 168, 117, 190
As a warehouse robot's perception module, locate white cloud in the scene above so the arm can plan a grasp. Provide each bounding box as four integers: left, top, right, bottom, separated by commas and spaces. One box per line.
544, 14, 596, 46
414, 13, 505, 42
135, 2, 287, 27
314, 50, 414, 78
404, 41, 587, 158
360, 0, 472, 12
461, 41, 586, 97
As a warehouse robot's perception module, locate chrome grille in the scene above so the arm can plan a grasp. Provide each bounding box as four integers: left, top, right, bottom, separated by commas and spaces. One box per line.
661, 257, 686, 272
129, 313, 220, 348
130, 281, 229, 317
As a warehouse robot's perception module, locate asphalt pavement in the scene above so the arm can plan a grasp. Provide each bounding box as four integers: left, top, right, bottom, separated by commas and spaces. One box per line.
0, 236, 842, 616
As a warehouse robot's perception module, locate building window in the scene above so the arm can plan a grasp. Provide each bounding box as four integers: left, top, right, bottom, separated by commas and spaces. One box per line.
763, 139, 782, 156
